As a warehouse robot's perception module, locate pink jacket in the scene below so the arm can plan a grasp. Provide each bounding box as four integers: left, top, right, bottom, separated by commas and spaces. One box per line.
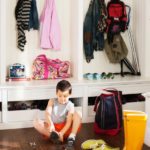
40, 0, 61, 50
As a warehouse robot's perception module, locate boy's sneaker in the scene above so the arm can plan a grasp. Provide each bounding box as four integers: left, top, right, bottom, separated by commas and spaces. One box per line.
50, 131, 61, 144
81, 140, 106, 149
83, 73, 94, 80
101, 72, 107, 79
65, 138, 75, 150
93, 73, 101, 80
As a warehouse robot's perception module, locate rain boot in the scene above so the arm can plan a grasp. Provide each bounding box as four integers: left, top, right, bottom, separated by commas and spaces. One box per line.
125, 112, 147, 150
123, 110, 145, 150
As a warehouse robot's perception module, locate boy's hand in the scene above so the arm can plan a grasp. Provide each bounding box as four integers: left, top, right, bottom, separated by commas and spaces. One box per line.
58, 132, 64, 142
48, 124, 55, 133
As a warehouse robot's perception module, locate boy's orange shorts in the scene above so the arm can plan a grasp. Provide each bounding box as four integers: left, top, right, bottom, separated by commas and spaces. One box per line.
41, 122, 81, 139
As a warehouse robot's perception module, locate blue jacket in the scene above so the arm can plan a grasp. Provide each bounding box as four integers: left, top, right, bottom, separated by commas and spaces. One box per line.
27, 0, 39, 31
83, 0, 104, 62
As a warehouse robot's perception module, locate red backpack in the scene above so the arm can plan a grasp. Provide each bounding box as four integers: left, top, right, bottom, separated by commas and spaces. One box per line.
106, 0, 127, 34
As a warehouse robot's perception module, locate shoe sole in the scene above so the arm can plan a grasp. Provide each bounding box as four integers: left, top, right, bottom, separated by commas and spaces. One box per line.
50, 131, 61, 144
81, 139, 106, 149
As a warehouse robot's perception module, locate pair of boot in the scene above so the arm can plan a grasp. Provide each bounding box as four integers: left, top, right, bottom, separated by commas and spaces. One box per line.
123, 110, 148, 150
81, 140, 120, 150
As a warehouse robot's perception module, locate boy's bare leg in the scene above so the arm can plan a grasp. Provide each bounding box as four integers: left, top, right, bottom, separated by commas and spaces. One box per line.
33, 118, 50, 137
33, 118, 61, 144
71, 111, 82, 134
65, 111, 82, 150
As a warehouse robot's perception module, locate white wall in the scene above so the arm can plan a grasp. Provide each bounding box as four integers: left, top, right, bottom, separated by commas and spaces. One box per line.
83, 0, 133, 75
0, 0, 6, 82
6, 0, 71, 77
70, 0, 83, 80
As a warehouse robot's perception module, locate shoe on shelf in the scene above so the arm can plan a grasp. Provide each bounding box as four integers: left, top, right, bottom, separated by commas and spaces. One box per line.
83, 73, 94, 80
81, 139, 106, 149
65, 137, 75, 150
20, 103, 28, 110
93, 144, 120, 150
93, 73, 101, 80
101, 72, 107, 79
50, 131, 61, 144
106, 72, 114, 79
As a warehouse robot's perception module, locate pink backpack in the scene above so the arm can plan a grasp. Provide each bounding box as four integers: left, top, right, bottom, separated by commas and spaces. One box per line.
32, 55, 71, 80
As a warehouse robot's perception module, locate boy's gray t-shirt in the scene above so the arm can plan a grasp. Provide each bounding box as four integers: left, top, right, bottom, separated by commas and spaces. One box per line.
51, 98, 74, 124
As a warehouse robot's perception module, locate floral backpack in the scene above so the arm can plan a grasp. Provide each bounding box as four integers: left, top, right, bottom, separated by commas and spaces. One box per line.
32, 55, 71, 80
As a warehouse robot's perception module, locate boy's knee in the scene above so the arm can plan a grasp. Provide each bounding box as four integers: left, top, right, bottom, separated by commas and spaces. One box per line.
74, 110, 82, 119
33, 118, 39, 128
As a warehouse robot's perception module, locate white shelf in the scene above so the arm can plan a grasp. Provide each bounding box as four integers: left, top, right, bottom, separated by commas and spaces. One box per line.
0, 76, 150, 89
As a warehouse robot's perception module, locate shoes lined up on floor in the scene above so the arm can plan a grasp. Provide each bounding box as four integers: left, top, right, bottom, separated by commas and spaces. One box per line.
81, 139, 120, 150
84, 72, 114, 80
8, 100, 49, 111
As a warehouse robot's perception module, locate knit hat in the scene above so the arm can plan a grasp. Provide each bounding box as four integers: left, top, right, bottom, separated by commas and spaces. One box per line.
104, 34, 128, 63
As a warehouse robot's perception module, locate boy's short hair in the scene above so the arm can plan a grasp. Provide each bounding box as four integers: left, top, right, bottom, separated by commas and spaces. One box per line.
56, 80, 72, 94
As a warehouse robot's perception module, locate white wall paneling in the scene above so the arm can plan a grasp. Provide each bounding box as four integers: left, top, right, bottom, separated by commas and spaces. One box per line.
2, 90, 7, 123
0, 0, 6, 83
70, 0, 83, 80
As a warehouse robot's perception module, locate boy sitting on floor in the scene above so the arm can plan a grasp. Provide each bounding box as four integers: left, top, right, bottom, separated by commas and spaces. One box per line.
33, 80, 82, 150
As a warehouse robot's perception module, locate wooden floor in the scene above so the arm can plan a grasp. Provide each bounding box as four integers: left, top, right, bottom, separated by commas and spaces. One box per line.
0, 123, 149, 150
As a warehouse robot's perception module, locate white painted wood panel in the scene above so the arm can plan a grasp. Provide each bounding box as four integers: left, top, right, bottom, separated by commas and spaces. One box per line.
0, 112, 1, 123
8, 87, 83, 101
7, 107, 82, 122
70, 0, 83, 80
2, 90, 7, 123
133, 0, 150, 78
6, 0, 71, 78
0, 0, 6, 83
7, 109, 45, 122
142, 93, 150, 147
122, 101, 145, 112
83, 0, 133, 75
88, 84, 150, 97
0, 1, 2, 76
0, 91, 1, 102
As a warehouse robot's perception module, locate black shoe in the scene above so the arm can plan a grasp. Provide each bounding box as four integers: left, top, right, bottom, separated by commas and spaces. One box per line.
65, 138, 75, 150
50, 131, 61, 144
